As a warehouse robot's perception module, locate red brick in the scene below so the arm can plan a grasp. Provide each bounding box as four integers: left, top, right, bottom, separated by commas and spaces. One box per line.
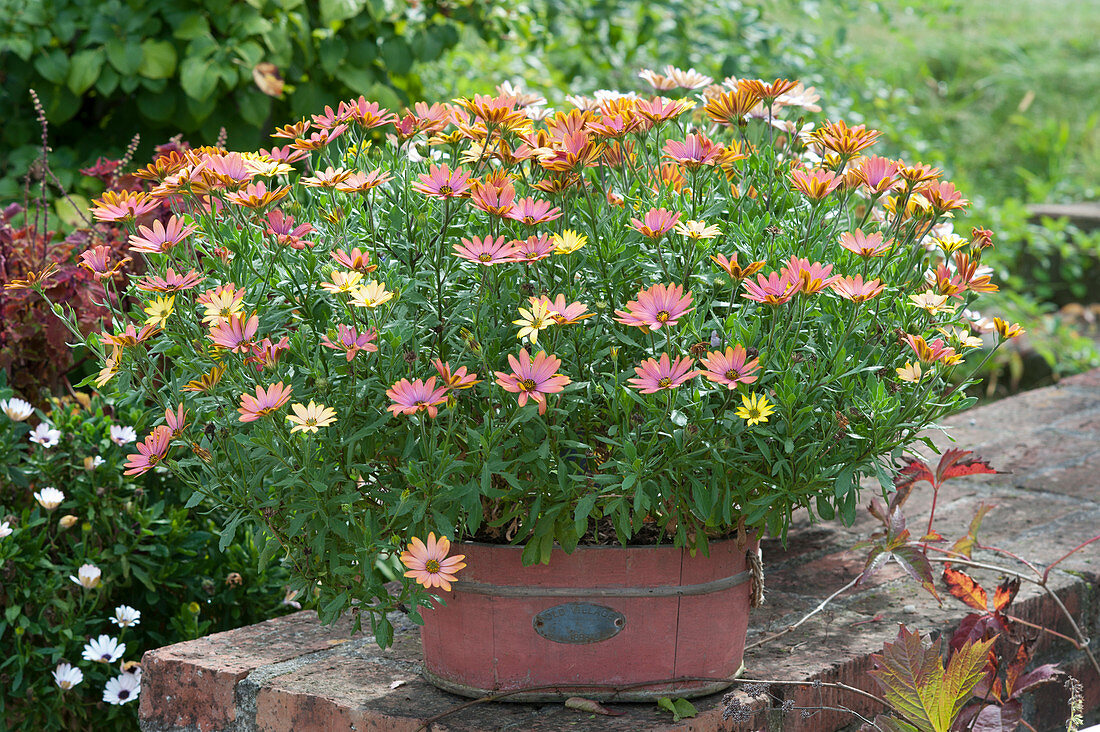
139, 611, 359, 731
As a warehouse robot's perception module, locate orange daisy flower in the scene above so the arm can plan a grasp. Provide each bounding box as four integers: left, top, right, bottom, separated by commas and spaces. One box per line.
400, 533, 466, 591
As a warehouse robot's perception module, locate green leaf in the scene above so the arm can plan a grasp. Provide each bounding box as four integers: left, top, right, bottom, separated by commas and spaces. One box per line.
105, 38, 144, 75
379, 37, 412, 75
66, 49, 104, 95
657, 697, 697, 722
136, 87, 178, 121
179, 56, 219, 100
33, 49, 70, 84
174, 13, 211, 40
54, 195, 90, 228
319, 0, 366, 25
867, 625, 995, 732
139, 39, 178, 79
237, 88, 272, 126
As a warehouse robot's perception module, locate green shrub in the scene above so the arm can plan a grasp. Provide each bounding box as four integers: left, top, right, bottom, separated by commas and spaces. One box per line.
0, 384, 291, 730
0, 0, 513, 199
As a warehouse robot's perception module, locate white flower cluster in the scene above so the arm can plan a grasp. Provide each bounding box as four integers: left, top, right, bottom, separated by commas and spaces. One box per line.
51, 606, 144, 704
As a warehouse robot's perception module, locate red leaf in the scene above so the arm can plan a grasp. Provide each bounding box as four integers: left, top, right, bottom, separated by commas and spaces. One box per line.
943, 565, 988, 611
967, 701, 1021, 732
936, 449, 999, 484
991, 577, 1020, 613
1008, 664, 1059, 699
921, 530, 945, 544
1003, 643, 1030, 697
895, 455, 935, 491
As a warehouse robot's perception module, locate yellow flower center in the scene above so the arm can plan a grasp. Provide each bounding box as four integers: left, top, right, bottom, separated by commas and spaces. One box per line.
425, 559, 440, 573
658, 377, 672, 388
656, 310, 670, 322
725, 369, 739, 381
521, 378, 537, 391
479, 253, 493, 261
439, 185, 453, 195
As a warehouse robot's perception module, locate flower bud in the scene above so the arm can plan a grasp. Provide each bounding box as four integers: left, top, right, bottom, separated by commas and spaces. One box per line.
58, 515, 78, 529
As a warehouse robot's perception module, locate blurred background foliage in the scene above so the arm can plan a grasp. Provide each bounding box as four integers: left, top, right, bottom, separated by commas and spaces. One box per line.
3, 0, 1100, 394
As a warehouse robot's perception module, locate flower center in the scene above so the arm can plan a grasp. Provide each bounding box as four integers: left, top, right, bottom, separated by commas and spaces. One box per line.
439, 185, 453, 195
658, 377, 672, 388
656, 310, 670, 322
724, 369, 740, 381
479, 253, 493, 261
425, 559, 440, 573
521, 378, 537, 392
100, 653, 111, 662
118, 689, 130, 700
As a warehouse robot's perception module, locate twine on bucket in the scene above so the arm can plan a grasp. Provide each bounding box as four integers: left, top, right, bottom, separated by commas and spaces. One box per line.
747, 548, 765, 608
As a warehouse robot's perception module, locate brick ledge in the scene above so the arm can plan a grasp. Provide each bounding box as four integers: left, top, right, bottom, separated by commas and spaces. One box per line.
140, 370, 1100, 731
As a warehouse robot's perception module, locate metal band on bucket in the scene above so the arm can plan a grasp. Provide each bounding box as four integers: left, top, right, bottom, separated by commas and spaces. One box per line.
452, 569, 751, 598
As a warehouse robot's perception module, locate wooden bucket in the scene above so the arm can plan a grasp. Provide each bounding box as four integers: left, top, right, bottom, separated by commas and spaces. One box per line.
419, 537, 756, 701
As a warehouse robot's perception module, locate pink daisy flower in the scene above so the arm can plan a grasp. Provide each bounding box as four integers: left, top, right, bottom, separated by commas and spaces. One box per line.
129, 216, 198, 254
78, 246, 131, 281
90, 190, 160, 222
699, 345, 760, 389
433, 359, 480, 390
511, 234, 556, 263
208, 312, 259, 353
831, 275, 885, 303
838, 229, 892, 257
781, 256, 837, 295
453, 235, 517, 266
265, 210, 315, 249
505, 197, 563, 226
630, 207, 681, 239
627, 353, 698, 393
164, 403, 188, 437
400, 533, 466, 591
135, 268, 205, 293
494, 349, 571, 415
330, 248, 377, 272
321, 324, 378, 361
531, 294, 593, 325
386, 377, 449, 418
237, 382, 294, 422
123, 426, 173, 476
662, 132, 724, 169
741, 271, 797, 305
412, 163, 472, 198
614, 283, 694, 331
246, 336, 290, 371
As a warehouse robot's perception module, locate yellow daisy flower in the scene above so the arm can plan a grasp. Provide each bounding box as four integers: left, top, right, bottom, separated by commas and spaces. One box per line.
349, 281, 396, 308
896, 361, 923, 383
286, 401, 337, 434
552, 229, 587, 255
513, 301, 555, 345
735, 392, 774, 426
143, 295, 175, 328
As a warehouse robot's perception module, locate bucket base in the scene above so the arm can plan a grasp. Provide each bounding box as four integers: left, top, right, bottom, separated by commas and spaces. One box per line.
422, 662, 745, 702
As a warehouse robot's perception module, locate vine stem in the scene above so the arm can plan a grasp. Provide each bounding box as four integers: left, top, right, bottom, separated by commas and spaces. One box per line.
745, 574, 861, 651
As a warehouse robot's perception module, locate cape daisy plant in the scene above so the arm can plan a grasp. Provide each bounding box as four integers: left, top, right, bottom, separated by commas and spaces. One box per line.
33, 73, 1022, 645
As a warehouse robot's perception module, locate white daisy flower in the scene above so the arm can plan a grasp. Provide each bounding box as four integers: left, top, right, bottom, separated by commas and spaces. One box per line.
0, 521, 12, 538
33, 487, 65, 510
52, 662, 83, 690
29, 423, 61, 448
110, 605, 141, 627
110, 425, 137, 446
0, 397, 34, 421
82, 635, 125, 664
102, 671, 141, 705
70, 563, 102, 589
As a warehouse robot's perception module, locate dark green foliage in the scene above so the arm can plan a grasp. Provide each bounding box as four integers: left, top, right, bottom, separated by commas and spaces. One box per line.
0, 0, 508, 198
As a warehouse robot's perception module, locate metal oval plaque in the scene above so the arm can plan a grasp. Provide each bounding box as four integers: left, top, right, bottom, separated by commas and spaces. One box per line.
532, 602, 626, 644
